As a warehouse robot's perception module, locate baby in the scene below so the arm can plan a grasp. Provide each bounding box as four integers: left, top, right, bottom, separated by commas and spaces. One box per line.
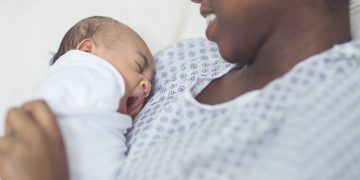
31, 16, 154, 180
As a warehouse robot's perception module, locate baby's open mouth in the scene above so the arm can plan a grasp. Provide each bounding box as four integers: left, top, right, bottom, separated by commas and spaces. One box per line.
127, 96, 138, 109
126, 96, 143, 114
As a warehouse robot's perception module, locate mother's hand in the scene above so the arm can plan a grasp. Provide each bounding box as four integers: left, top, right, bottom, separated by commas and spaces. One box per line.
0, 100, 69, 180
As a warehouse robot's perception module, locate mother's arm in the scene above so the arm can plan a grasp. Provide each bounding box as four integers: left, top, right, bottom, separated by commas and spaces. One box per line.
0, 100, 69, 180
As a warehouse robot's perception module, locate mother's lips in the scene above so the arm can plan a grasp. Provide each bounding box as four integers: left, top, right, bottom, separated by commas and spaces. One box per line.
206, 14, 216, 25
205, 13, 217, 41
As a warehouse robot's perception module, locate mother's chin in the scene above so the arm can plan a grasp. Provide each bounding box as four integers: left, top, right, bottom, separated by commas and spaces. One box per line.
218, 44, 248, 64
215, 42, 254, 65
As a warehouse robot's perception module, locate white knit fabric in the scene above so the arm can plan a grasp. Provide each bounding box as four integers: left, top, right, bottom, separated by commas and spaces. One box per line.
31, 50, 132, 180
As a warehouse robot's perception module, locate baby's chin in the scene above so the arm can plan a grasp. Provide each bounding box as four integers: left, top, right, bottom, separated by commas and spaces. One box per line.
128, 102, 143, 118
117, 102, 142, 118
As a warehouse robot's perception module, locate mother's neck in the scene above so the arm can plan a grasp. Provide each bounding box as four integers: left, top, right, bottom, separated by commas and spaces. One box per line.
245, 1, 351, 86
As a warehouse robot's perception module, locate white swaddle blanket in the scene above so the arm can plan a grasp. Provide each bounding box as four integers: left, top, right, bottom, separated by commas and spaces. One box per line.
31, 50, 132, 180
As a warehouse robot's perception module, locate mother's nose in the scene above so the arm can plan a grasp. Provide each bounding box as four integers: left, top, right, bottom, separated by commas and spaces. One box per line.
191, 0, 201, 3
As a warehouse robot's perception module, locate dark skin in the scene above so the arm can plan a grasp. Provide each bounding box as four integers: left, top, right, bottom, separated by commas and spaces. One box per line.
195, 0, 351, 104
0, 0, 351, 179
0, 101, 69, 180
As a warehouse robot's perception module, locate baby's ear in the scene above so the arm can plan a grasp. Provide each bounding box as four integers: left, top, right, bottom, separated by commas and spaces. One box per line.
76, 38, 95, 52
141, 80, 152, 98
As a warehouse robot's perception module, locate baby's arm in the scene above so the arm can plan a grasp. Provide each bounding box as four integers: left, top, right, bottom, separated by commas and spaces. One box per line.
32, 50, 125, 112
58, 112, 131, 180
31, 50, 132, 180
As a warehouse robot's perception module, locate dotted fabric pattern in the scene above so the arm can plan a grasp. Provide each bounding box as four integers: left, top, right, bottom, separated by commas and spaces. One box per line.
119, 38, 360, 180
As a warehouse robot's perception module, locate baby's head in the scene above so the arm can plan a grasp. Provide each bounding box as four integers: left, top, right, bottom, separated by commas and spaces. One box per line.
52, 16, 155, 117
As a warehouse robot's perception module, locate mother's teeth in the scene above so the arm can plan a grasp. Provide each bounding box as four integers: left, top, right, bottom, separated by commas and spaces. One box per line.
206, 14, 216, 25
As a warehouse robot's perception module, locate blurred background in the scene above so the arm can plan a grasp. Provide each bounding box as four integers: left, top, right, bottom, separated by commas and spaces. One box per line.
1, 0, 360, 134
0, 0, 205, 133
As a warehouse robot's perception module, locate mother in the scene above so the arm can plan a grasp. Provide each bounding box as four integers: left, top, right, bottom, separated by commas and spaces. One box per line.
1, 0, 360, 179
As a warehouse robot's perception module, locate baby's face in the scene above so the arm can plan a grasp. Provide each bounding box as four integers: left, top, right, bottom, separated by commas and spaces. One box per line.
93, 34, 155, 118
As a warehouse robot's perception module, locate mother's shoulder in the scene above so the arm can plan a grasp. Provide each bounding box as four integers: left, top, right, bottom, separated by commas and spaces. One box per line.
154, 37, 218, 59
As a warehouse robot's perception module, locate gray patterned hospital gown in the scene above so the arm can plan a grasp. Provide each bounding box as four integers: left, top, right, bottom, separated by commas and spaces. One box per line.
119, 38, 360, 180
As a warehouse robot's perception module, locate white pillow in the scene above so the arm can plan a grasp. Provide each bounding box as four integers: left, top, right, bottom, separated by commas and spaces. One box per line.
351, 0, 360, 38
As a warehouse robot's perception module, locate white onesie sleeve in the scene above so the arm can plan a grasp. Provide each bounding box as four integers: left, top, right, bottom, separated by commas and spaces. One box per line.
31, 50, 132, 180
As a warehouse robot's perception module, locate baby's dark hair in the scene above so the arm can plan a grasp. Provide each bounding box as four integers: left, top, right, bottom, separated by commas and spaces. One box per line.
50, 16, 124, 65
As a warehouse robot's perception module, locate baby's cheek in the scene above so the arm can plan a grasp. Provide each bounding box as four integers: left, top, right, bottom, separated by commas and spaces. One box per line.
118, 97, 128, 114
